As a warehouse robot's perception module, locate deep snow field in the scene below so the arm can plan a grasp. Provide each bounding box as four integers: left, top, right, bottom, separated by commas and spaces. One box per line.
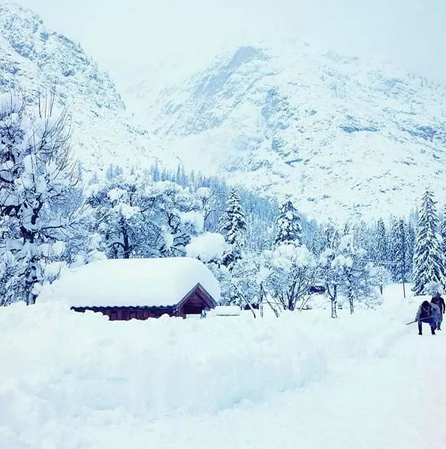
1, 284, 445, 449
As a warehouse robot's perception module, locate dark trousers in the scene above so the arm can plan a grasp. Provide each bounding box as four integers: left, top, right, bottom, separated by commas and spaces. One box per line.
418, 321, 436, 334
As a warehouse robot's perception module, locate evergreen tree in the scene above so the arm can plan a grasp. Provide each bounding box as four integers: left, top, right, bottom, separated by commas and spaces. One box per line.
274, 200, 302, 247
303, 219, 325, 256
406, 220, 416, 280
219, 189, 247, 267
390, 218, 411, 296
374, 218, 389, 264
353, 221, 372, 259
412, 191, 444, 295
323, 223, 340, 250
441, 205, 446, 256
388, 217, 398, 280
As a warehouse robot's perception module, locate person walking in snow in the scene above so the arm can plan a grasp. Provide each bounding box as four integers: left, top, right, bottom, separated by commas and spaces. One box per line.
431, 293, 445, 330
415, 300, 439, 335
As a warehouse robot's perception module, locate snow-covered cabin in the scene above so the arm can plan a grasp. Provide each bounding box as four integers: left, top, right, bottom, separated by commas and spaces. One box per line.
51, 258, 220, 320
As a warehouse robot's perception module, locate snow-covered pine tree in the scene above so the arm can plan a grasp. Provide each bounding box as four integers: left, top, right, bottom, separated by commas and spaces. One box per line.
0, 94, 81, 305
323, 223, 340, 250
441, 205, 446, 256
352, 221, 373, 259
374, 218, 389, 265
304, 219, 325, 256
274, 200, 302, 247
219, 188, 247, 267
412, 190, 445, 295
406, 220, 416, 280
390, 218, 411, 296
388, 217, 398, 280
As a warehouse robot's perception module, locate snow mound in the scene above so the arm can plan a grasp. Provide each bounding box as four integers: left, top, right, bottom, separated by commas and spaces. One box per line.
1, 284, 440, 449
186, 232, 227, 263
0, 302, 326, 429
39, 257, 221, 307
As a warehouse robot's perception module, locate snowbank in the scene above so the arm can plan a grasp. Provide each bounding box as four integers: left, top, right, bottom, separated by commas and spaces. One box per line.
0, 302, 324, 417
0, 284, 432, 449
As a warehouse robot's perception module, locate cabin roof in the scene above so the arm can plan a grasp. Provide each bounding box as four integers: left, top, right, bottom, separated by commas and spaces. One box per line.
48, 257, 220, 308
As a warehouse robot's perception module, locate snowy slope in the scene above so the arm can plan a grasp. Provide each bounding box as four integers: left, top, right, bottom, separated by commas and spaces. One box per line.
0, 1, 179, 175
1, 285, 445, 449
133, 42, 446, 221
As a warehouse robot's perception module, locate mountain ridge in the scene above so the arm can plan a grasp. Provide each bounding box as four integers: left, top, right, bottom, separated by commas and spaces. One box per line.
0, 1, 179, 176
2, 2, 445, 221
128, 40, 446, 220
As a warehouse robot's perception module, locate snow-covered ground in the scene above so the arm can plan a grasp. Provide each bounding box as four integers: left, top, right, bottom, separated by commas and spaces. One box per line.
1, 284, 445, 449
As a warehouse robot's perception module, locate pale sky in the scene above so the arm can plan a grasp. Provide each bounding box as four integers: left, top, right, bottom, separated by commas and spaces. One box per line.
17, 0, 446, 85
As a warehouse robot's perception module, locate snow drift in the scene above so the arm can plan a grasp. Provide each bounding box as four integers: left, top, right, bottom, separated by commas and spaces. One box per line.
0, 285, 439, 449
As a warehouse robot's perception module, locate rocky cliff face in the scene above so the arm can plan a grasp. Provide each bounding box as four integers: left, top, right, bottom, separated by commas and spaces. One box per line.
0, 2, 178, 175
135, 41, 446, 220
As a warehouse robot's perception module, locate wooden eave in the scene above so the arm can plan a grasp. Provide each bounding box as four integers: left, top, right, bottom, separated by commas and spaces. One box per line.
70, 283, 217, 312
175, 283, 218, 311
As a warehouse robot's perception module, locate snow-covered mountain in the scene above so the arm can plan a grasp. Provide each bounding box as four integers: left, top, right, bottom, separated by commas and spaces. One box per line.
3, 1, 446, 221
131, 42, 446, 221
0, 1, 178, 175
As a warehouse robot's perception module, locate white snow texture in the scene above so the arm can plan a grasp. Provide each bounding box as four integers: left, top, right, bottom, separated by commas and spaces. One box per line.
40, 257, 221, 307
0, 285, 445, 449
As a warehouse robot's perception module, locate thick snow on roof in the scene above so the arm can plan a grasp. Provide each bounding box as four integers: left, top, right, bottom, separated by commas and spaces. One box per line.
48, 257, 220, 307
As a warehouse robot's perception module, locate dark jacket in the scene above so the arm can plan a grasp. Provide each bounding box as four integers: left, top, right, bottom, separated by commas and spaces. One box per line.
431, 296, 445, 323
416, 301, 436, 323
431, 295, 445, 314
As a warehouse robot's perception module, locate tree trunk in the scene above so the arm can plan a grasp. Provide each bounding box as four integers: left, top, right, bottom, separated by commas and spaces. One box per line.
401, 270, 406, 298
123, 227, 130, 259
259, 283, 265, 319
330, 284, 338, 318
25, 256, 39, 305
